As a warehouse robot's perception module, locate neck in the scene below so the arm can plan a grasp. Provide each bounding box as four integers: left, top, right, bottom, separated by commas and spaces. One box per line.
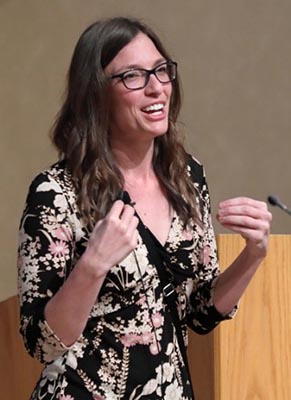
111, 137, 156, 182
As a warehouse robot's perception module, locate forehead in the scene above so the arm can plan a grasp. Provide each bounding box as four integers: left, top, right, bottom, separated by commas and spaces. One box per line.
105, 33, 164, 74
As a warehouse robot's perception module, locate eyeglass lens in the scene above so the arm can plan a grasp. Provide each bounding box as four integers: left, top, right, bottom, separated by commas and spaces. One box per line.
123, 62, 176, 90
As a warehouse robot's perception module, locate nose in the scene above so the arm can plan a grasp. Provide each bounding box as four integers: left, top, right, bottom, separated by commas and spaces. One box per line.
144, 73, 164, 95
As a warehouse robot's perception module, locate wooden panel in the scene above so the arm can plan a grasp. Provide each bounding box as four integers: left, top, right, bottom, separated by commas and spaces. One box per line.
188, 331, 215, 400
216, 234, 291, 400
0, 296, 42, 400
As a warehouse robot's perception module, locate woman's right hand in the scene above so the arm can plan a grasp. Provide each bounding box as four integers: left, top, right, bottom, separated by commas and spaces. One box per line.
79, 200, 139, 279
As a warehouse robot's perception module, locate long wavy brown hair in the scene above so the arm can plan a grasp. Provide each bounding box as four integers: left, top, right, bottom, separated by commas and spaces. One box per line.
52, 17, 199, 229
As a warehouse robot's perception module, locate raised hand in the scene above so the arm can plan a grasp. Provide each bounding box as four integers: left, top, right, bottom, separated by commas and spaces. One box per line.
216, 197, 272, 258
80, 200, 139, 278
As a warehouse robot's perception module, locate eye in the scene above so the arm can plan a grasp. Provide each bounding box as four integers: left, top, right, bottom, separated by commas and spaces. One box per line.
123, 70, 144, 82
155, 63, 169, 76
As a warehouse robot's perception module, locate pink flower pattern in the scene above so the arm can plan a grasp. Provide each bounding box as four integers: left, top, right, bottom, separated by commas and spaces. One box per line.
140, 331, 153, 345
54, 227, 72, 241
151, 312, 163, 328
199, 246, 211, 265
49, 240, 69, 257
120, 333, 140, 347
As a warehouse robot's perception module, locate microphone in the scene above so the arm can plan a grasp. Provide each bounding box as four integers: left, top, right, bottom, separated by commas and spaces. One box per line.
267, 195, 291, 216
116, 190, 136, 207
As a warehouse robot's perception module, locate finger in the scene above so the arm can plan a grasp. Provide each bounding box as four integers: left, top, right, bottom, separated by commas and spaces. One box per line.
132, 229, 139, 248
120, 215, 139, 242
219, 197, 268, 211
220, 223, 268, 242
217, 205, 272, 221
119, 216, 139, 250
107, 200, 126, 219
127, 215, 139, 233
120, 204, 136, 225
218, 214, 270, 231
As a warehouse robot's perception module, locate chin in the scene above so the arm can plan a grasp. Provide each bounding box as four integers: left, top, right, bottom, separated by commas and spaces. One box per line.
145, 122, 169, 137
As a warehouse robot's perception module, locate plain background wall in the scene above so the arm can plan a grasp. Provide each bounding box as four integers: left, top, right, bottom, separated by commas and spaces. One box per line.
1, 0, 291, 301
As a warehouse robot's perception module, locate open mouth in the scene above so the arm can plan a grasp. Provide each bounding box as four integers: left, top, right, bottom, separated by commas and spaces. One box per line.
141, 103, 164, 115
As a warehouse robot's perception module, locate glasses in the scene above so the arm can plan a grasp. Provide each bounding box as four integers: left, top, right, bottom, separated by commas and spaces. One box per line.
109, 60, 177, 90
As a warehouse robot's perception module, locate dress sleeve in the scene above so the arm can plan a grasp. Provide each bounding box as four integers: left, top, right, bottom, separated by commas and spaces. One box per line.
187, 165, 237, 335
17, 172, 77, 363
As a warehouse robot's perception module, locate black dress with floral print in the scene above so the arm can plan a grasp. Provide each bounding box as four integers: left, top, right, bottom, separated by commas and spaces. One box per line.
17, 157, 236, 400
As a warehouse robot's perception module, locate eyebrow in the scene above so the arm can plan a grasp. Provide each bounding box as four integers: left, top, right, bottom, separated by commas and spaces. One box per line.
113, 57, 167, 75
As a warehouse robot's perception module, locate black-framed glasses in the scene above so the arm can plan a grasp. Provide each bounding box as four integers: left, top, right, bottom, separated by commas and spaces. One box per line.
109, 60, 177, 90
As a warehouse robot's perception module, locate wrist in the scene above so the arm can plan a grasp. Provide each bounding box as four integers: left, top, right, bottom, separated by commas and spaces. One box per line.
77, 251, 109, 281
244, 240, 268, 260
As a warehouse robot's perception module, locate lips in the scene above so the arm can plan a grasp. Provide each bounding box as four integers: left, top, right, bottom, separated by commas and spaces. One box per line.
141, 103, 165, 114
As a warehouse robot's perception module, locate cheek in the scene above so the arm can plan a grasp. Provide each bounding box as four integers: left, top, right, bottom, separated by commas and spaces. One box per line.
117, 104, 140, 125
111, 91, 141, 113
117, 95, 143, 121
166, 84, 173, 99
109, 97, 142, 131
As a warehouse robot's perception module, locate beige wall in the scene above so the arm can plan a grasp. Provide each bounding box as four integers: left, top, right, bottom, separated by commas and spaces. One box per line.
1, 0, 291, 301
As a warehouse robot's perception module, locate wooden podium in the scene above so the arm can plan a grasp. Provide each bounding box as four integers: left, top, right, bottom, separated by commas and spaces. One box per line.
0, 296, 42, 399
0, 235, 290, 399
188, 234, 291, 400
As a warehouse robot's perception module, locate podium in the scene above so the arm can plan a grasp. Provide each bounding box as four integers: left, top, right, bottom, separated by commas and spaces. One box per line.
188, 234, 291, 400
0, 235, 290, 399
0, 296, 42, 399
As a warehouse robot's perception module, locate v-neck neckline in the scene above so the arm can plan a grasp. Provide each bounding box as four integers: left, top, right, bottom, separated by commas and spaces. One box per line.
137, 210, 176, 249
121, 190, 175, 248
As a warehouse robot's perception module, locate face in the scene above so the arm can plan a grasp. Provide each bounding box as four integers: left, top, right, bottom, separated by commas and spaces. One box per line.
105, 33, 173, 144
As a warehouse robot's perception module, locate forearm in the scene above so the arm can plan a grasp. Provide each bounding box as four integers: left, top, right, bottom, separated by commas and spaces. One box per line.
214, 197, 272, 315
44, 258, 106, 347
213, 246, 265, 315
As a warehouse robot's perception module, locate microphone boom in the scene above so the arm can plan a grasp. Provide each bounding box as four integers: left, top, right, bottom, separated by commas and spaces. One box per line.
267, 195, 291, 216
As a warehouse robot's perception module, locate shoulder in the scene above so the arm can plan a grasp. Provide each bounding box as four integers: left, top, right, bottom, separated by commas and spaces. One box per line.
28, 160, 74, 196
186, 154, 205, 189
23, 161, 86, 241
24, 160, 77, 213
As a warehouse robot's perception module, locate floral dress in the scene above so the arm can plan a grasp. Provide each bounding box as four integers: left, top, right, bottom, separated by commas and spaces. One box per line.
17, 157, 236, 400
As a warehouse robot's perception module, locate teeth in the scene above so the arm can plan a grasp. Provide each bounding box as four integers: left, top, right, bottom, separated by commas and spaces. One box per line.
143, 103, 164, 112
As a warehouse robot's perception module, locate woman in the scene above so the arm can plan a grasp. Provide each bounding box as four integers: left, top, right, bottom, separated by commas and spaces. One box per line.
18, 17, 272, 400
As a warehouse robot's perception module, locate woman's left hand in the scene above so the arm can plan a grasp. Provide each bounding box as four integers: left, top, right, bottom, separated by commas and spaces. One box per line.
216, 197, 272, 259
